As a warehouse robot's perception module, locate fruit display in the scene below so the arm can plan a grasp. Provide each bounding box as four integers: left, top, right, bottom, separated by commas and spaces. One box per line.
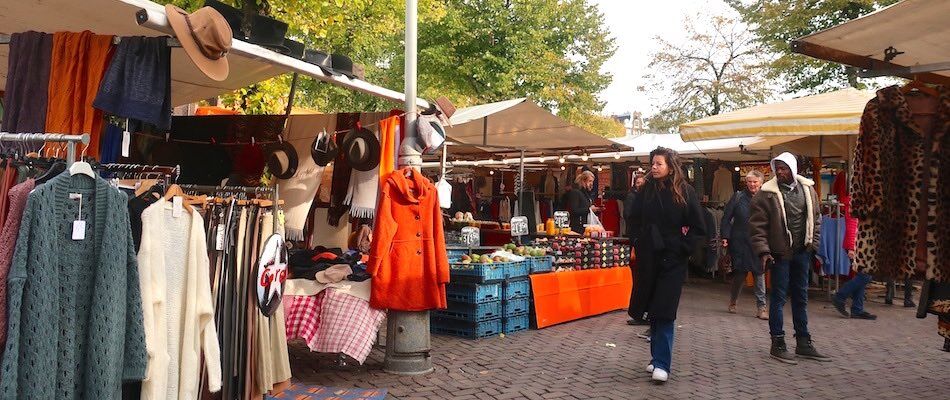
502, 243, 548, 257
459, 253, 512, 265
534, 237, 631, 270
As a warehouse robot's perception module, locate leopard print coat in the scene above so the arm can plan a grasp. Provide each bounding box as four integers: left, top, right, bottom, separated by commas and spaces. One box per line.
851, 85, 950, 282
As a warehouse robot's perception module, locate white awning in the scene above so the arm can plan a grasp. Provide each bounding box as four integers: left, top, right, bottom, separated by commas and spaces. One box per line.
791, 0, 950, 84
611, 133, 799, 161
0, 0, 428, 108
446, 98, 618, 151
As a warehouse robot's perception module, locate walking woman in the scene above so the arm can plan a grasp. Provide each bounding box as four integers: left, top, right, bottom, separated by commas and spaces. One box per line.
722, 170, 768, 319
628, 147, 706, 383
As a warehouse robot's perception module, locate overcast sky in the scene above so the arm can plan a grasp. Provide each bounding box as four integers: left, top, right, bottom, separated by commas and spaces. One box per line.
591, 0, 734, 117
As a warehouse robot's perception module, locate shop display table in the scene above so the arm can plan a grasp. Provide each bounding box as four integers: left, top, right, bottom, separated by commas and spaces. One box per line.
529, 267, 633, 329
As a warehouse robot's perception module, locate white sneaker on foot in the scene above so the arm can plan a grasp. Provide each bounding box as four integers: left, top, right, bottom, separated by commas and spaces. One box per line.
652, 368, 669, 382
646, 364, 654, 373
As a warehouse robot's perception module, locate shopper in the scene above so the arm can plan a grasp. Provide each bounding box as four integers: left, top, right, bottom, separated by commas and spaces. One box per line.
750, 152, 831, 364
561, 171, 595, 234
624, 174, 648, 326
628, 147, 706, 383
722, 170, 768, 319
832, 195, 878, 320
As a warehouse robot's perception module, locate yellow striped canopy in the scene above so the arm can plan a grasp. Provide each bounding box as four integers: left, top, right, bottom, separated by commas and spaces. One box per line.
679, 88, 875, 141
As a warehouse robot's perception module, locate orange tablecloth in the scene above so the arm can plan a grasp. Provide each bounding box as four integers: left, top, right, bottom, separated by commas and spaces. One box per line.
530, 267, 633, 329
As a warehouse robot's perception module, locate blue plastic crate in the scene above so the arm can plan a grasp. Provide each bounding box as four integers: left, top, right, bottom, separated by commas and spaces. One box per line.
503, 313, 530, 334
433, 300, 502, 322
446, 282, 503, 304
447, 249, 468, 260
450, 262, 506, 282
528, 256, 553, 273
504, 298, 530, 316
505, 260, 529, 279
503, 278, 531, 300
431, 318, 502, 339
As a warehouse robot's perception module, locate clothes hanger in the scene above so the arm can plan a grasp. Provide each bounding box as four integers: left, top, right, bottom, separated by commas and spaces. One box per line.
162, 184, 195, 212
68, 142, 95, 179
900, 76, 938, 97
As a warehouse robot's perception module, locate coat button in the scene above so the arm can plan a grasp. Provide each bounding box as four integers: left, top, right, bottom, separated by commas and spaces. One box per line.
414, 215, 420, 220
416, 250, 422, 255
416, 232, 422, 237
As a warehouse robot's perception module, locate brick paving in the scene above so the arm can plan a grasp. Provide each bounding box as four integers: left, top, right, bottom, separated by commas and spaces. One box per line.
288, 279, 950, 399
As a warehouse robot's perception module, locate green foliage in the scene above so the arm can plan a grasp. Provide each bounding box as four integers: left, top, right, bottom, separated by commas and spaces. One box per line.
159, 0, 617, 137
643, 13, 772, 132
726, 0, 899, 94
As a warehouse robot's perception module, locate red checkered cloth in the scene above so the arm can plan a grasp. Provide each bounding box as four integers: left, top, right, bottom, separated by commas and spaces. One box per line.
282, 289, 386, 364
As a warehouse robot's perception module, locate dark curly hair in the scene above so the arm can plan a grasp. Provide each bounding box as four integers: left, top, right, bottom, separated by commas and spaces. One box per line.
647, 146, 688, 206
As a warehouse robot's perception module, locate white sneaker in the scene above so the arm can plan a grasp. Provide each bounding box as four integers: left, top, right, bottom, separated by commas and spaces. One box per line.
652, 368, 669, 382
646, 364, 655, 373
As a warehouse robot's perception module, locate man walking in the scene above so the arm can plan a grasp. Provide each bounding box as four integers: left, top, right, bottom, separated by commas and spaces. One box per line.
750, 152, 831, 364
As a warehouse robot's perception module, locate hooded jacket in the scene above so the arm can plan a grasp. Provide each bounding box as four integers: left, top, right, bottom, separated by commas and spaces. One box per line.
367, 168, 450, 311
750, 153, 821, 259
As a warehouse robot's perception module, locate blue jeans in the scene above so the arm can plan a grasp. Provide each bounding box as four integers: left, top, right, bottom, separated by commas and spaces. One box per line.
835, 272, 872, 314
650, 318, 675, 372
769, 250, 811, 338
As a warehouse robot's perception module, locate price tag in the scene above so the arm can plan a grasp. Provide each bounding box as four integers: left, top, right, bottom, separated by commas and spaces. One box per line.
173, 196, 184, 218
554, 211, 570, 229
72, 220, 86, 241
510, 216, 529, 237
460, 226, 480, 247
121, 130, 131, 157
215, 222, 226, 251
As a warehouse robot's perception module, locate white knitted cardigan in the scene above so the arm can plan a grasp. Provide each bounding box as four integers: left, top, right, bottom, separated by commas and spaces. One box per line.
137, 199, 222, 399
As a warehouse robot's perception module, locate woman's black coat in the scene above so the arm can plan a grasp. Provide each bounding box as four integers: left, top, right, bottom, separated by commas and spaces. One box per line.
628, 179, 706, 321
721, 190, 758, 273
560, 188, 591, 234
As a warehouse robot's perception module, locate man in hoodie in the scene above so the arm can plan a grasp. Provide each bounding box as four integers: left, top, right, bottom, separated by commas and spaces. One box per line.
750, 152, 831, 364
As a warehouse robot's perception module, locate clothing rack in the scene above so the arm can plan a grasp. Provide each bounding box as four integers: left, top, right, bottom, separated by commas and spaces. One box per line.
0, 33, 181, 47
820, 200, 844, 299
101, 163, 179, 179
180, 184, 280, 233
0, 133, 90, 168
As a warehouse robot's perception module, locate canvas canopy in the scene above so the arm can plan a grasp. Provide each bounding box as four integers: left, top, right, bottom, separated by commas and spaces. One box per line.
1, 0, 427, 108
611, 133, 799, 162
679, 88, 875, 141
791, 0, 950, 85
446, 98, 619, 152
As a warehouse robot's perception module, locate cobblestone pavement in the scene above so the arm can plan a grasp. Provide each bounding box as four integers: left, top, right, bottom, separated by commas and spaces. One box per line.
289, 279, 949, 399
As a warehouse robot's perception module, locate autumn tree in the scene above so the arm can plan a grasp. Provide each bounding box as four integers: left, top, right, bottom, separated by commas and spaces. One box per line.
642, 12, 772, 132
726, 0, 899, 93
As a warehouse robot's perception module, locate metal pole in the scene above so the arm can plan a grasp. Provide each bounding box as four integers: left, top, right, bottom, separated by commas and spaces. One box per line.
384, 0, 433, 376
482, 116, 488, 146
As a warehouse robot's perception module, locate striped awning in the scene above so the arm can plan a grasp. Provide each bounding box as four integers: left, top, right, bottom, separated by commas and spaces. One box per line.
679, 88, 874, 141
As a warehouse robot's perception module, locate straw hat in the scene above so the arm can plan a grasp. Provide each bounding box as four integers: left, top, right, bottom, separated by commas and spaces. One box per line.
165, 5, 232, 81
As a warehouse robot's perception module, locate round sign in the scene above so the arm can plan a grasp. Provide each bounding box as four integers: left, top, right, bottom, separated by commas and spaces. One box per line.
256, 234, 289, 316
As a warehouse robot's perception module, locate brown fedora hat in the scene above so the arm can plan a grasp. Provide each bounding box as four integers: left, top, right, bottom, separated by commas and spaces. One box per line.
165, 5, 232, 81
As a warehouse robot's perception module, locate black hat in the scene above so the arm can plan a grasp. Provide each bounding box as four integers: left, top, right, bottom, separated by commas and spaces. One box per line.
311, 131, 338, 167
330, 53, 357, 78
342, 127, 380, 171
303, 49, 341, 76
266, 140, 299, 180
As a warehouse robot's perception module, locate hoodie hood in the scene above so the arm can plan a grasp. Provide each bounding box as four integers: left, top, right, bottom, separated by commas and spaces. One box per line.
771, 152, 798, 178
387, 168, 431, 204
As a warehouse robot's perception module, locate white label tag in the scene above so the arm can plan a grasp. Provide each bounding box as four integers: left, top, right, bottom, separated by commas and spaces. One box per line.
173, 196, 183, 218
121, 131, 131, 157
72, 220, 86, 241
215, 223, 226, 251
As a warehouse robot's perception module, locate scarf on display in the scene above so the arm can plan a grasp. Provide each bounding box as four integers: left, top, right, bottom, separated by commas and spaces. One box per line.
45, 31, 115, 159
327, 113, 358, 226
1, 31, 52, 148
344, 114, 385, 218
277, 114, 336, 240
378, 116, 400, 182
93, 36, 172, 130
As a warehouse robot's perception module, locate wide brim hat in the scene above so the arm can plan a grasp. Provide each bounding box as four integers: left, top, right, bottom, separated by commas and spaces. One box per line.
311, 131, 339, 167
266, 140, 299, 180
303, 49, 341, 76
342, 127, 381, 171
165, 4, 231, 81
330, 53, 356, 78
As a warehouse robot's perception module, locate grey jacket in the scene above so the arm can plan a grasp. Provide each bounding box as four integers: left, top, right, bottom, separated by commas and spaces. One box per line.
749, 175, 821, 259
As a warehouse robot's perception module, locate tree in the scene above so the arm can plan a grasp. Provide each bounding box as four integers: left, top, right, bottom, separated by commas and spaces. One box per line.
642, 13, 772, 132
727, 0, 899, 94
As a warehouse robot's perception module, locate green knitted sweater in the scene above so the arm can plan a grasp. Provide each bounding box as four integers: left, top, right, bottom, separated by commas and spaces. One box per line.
0, 173, 147, 399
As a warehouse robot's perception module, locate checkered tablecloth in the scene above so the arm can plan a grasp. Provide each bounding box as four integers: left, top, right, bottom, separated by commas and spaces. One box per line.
283, 288, 386, 363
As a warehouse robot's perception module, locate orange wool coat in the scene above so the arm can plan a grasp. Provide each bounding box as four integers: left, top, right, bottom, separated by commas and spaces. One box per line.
367, 169, 450, 311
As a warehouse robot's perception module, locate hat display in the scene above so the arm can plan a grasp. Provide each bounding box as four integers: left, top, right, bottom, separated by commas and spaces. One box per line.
311, 131, 338, 167
416, 113, 446, 155
165, 5, 232, 81
303, 49, 341, 76
330, 53, 357, 78
315, 264, 353, 284
266, 140, 299, 180
256, 234, 288, 316
342, 127, 381, 171
204, 0, 290, 51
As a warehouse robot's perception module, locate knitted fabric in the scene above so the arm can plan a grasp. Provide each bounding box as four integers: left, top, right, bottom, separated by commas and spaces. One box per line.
0, 172, 147, 399
0, 179, 34, 363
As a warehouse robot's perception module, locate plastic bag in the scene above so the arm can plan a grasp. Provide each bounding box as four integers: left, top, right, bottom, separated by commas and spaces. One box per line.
588, 209, 602, 226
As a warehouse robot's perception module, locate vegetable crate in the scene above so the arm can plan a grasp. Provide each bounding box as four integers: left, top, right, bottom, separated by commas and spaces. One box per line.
504, 298, 530, 316
503, 313, 530, 334
431, 317, 502, 340
433, 300, 502, 322
446, 282, 503, 304
527, 256, 554, 274
505, 260, 530, 279
449, 261, 507, 283
502, 278, 531, 300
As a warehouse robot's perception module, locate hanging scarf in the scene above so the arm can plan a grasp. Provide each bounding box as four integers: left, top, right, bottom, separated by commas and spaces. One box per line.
327, 113, 358, 226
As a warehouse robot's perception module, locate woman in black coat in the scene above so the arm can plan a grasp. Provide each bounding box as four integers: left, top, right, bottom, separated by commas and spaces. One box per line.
628, 147, 706, 383
722, 170, 767, 319
560, 171, 596, 234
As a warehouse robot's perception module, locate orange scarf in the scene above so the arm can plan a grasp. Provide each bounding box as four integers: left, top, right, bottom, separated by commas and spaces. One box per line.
378, 116, 399, 182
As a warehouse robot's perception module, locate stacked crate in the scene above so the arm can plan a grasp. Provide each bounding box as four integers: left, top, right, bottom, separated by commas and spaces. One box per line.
431, 260, 507, 339
502, 260, 531, 335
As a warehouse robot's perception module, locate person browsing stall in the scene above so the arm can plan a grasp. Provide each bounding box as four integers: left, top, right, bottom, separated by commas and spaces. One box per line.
722, 170, 768, 320
560, 171, 597, 234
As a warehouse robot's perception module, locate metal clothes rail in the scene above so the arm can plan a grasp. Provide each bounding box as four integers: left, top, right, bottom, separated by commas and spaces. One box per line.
180, 184, 280, 233
0, 133, 90, 167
